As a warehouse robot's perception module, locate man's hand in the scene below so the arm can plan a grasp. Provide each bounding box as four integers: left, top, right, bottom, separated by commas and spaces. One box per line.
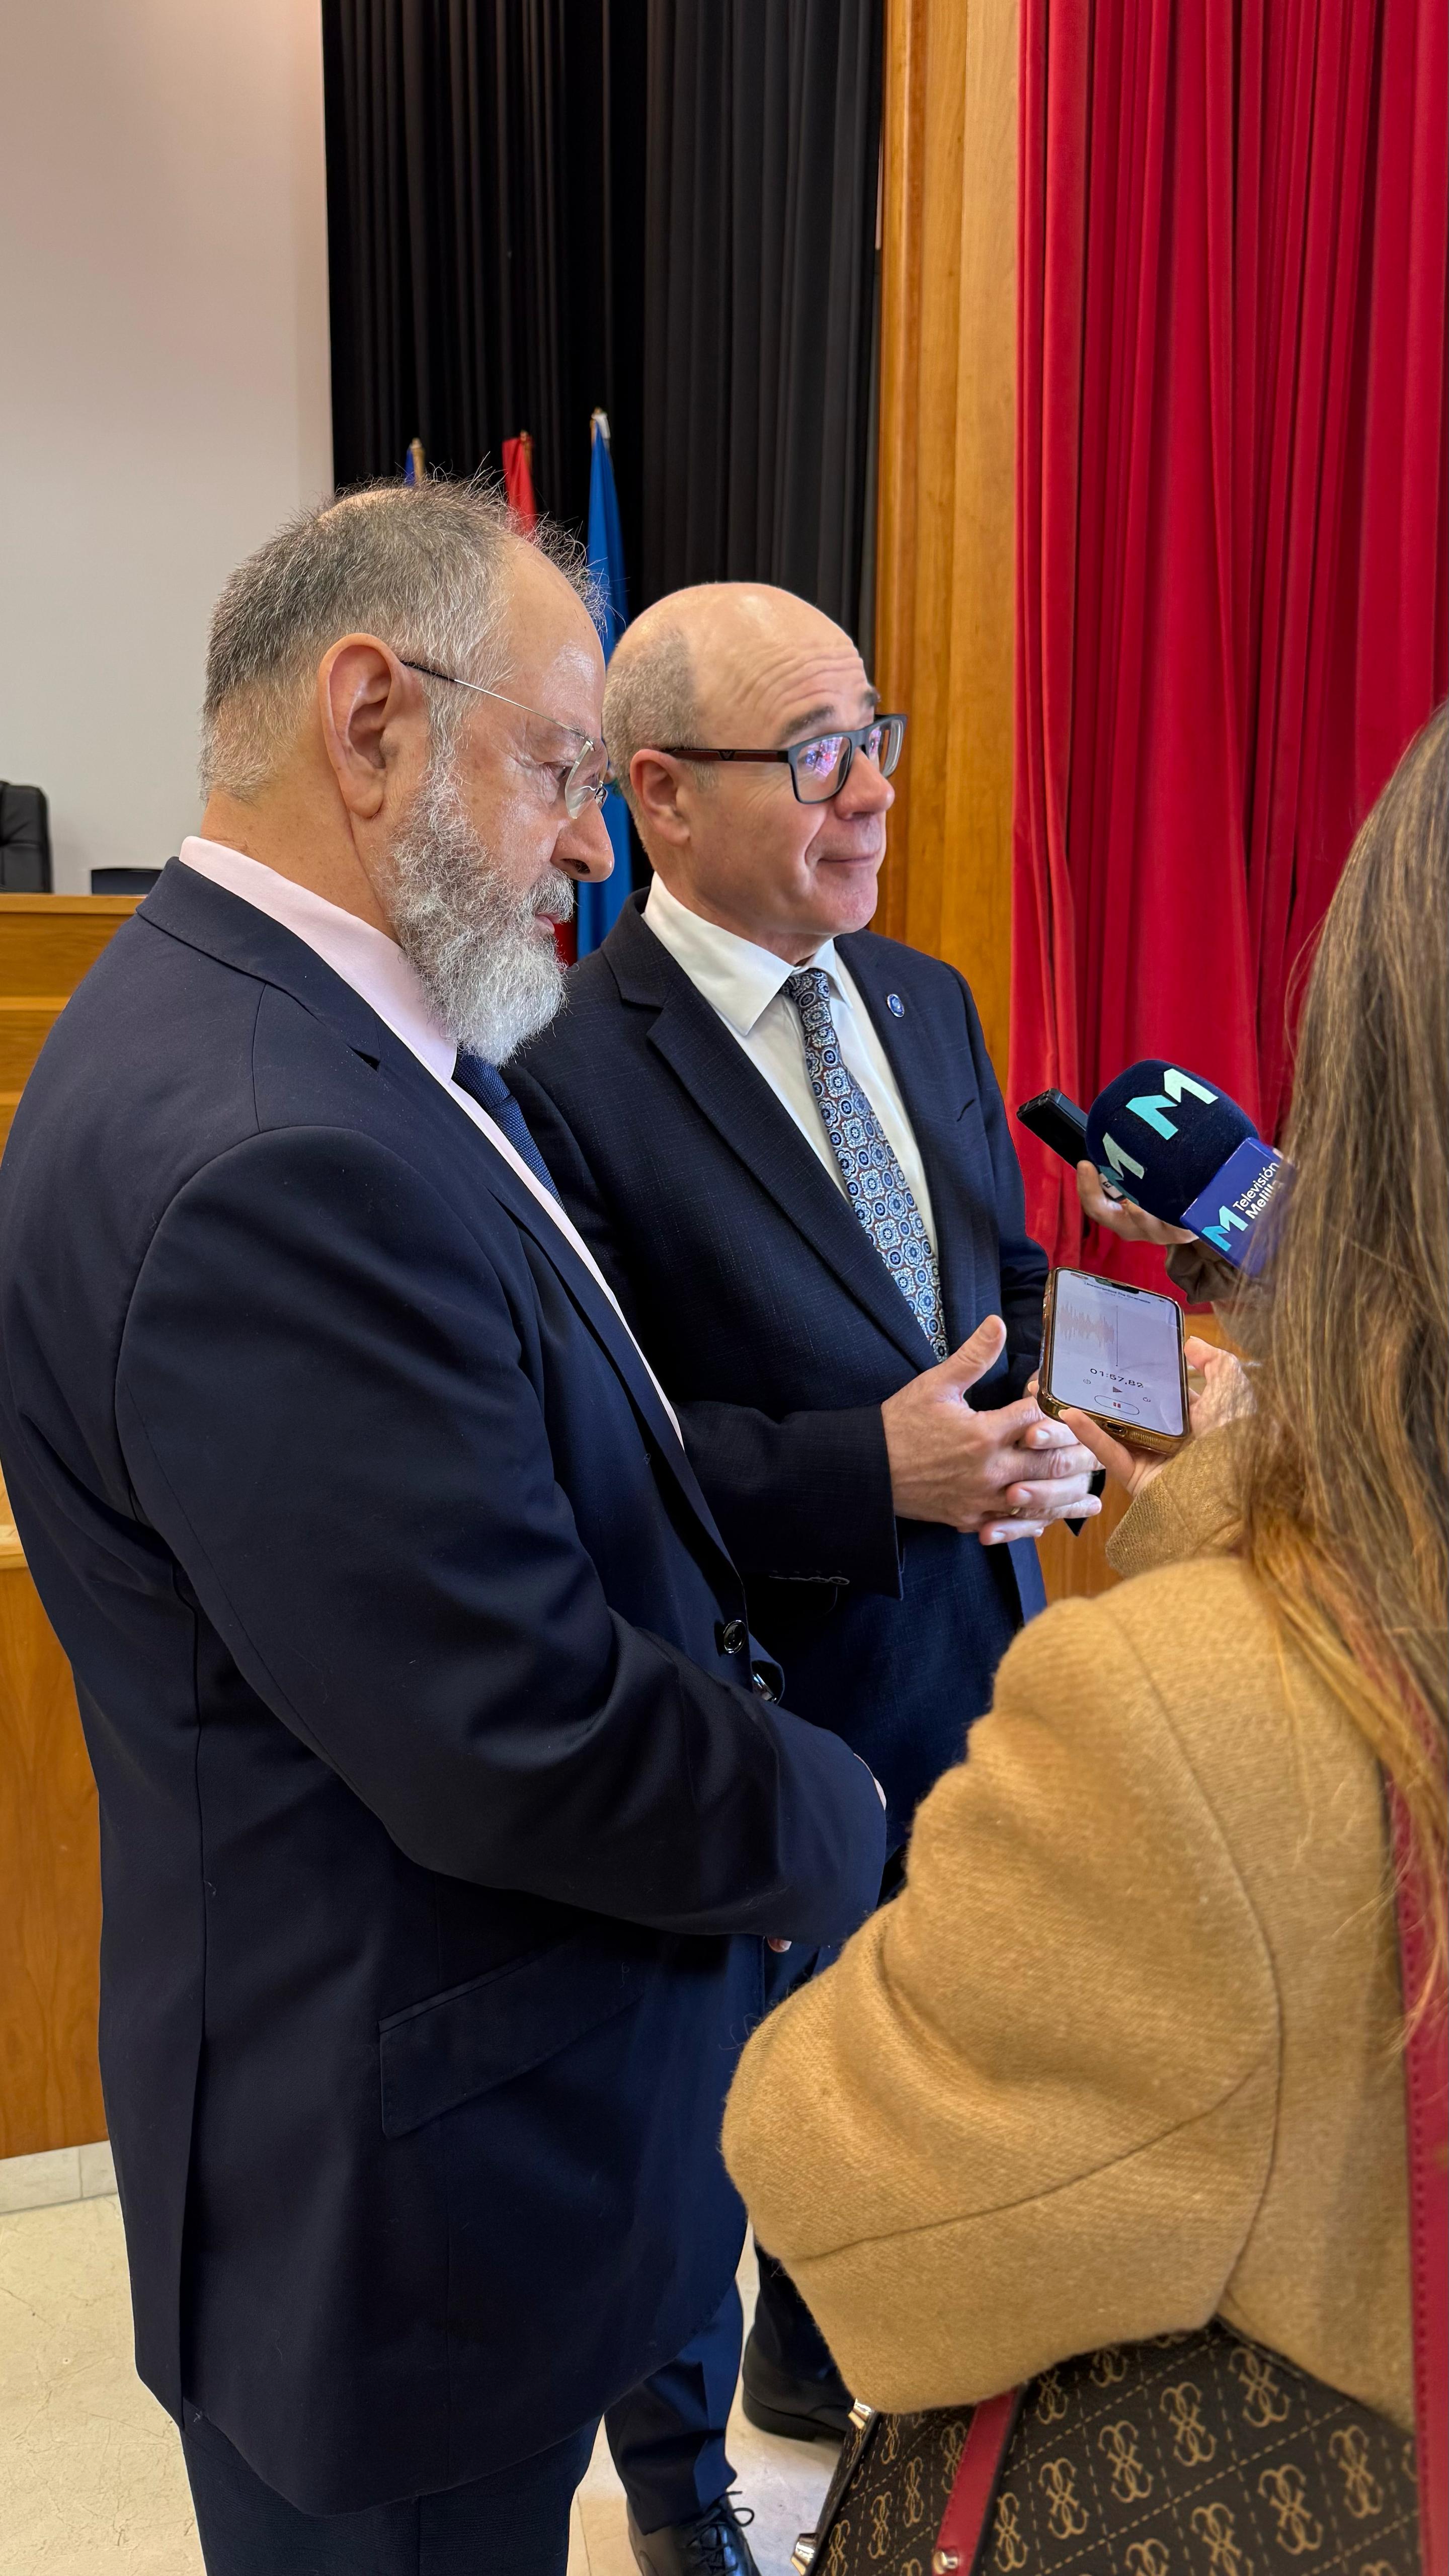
1075, 1158, 1194, 1248
881, 1315, 1099, 1546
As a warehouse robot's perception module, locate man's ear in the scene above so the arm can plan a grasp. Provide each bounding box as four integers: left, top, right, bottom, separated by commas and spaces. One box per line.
317, 635, 424, 822
629, 749, 691, 849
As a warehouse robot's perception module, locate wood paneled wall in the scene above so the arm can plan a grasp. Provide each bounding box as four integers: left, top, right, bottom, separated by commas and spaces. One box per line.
874, 0, 1019, 1081
0, 899, 134, 2156
0, 896, 136, 1153
0, 1512, 106, 2157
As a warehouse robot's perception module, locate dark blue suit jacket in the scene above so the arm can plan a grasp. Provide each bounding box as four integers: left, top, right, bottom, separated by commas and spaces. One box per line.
0, 863, 883, 2514
513, 895, 1049, 1841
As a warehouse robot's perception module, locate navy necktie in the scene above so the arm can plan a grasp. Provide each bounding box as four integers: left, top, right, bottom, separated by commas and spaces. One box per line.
452, 1054, 559, 1200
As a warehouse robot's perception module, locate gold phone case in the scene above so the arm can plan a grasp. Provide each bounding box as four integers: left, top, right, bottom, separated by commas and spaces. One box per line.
1037, 1267, 1189, 1458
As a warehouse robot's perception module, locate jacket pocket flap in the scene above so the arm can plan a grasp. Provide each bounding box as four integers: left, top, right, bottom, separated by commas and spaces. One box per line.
379, 1938, 651, 2138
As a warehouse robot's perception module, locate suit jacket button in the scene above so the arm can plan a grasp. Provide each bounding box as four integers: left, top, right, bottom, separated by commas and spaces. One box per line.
716, 1618, 747, 1657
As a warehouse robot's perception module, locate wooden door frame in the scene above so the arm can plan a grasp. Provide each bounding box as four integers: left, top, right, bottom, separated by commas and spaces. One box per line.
874, 0, 1019, 1082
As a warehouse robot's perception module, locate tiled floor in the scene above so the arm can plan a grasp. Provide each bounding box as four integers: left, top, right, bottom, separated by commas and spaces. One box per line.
0, 2191, 837, 2575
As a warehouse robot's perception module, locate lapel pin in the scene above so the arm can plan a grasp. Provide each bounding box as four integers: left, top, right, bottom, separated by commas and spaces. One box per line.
886, 993, 906, 1017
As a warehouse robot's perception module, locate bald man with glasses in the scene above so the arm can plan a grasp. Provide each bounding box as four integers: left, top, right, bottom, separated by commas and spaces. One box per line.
511, 582, 1096, 2576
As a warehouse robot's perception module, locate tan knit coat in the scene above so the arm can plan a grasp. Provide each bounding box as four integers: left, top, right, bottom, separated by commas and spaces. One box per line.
721, 1431, 1411, 2429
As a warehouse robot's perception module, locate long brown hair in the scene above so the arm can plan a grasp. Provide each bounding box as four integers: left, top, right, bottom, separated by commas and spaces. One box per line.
1238, 704, 1448, 2000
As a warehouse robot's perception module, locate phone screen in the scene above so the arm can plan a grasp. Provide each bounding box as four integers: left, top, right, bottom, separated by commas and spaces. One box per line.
1048, 1270, 1184, 1437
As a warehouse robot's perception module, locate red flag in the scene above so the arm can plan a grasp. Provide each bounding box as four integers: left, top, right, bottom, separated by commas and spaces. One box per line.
502, 428, 569, 958
501, 432, 536, 531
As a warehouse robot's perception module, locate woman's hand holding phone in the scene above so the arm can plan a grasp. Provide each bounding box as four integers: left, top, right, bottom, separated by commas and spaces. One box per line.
1058, 1338, 1253, 1498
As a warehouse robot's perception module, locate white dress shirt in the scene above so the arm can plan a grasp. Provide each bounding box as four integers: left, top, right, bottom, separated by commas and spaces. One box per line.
641, 874, 938, 1250
176, 837, 681, 1434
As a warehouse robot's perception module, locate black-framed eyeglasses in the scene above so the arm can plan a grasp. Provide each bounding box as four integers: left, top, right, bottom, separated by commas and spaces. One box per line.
660, 714, 907, 806
399, 659, 610, 818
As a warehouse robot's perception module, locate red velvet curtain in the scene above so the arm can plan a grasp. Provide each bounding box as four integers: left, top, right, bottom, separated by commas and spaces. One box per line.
1010, 0, 1448, 1280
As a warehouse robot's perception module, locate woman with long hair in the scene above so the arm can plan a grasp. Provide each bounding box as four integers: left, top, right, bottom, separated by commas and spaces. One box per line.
722, 708, 1446, 2458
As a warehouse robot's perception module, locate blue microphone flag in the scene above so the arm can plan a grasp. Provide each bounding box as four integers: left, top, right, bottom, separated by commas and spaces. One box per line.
1180, 1136, 1285, 1274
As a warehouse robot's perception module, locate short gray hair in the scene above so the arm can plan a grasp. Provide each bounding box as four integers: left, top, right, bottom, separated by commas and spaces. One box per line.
201, 477, 591, 798
602, 621, 711, 824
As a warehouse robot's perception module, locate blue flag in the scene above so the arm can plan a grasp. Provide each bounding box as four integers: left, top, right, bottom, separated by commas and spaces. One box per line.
577, 411, 633, 957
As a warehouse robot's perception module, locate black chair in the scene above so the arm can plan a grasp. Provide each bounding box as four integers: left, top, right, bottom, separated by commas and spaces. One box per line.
0, 783, 52, 892
91, 867, 162, 896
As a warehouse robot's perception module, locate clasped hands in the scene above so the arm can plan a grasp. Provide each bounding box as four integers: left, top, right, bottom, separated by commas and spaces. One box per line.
881, 1314, 1099, 1546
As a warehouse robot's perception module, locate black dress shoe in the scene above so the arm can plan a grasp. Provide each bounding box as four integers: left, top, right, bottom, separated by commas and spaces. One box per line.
740, 2332, 854, 2441
626, 2496, 761, 2575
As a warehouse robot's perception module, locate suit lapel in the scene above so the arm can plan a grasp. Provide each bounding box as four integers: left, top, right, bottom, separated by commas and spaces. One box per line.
380, 1043, 734, 1522
834, 934, 985, 1352
606, 904, 938, 1372
417, 1077, 739, 1572
139, 864, 738, 1584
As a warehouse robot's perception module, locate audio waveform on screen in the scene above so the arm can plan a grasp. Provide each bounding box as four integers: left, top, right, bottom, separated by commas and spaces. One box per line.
1056, 1299, 1115, 1358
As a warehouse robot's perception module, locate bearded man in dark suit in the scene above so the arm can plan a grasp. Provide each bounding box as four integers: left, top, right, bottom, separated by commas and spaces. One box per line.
0, 503, 886, 2576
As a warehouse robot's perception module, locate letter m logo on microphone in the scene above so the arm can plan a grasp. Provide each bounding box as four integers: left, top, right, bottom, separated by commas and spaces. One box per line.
1182, 1139, 1286, 1273
1202, 1204, 1250, 1252
1126, 1070, 1219, 1139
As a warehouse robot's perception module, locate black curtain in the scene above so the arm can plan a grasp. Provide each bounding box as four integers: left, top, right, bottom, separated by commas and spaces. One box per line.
322, 0, 643, 543
322, 0, 880, 640
640, 0, 881, 635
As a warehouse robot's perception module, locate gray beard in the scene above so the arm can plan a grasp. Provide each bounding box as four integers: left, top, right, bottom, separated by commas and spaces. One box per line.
384, 755, 573, 1065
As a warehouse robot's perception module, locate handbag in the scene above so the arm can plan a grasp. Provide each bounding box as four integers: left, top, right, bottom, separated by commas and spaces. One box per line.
792, 1789, 1447, 2576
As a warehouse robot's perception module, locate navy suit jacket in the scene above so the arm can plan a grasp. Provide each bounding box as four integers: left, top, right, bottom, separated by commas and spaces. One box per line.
512, 895, 1050, 1841
0, 862, 883, 2514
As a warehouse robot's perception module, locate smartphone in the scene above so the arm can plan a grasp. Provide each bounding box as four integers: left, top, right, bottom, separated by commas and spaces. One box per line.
1038, 1267, 1189, 1456
1016, 1089, 1129, 1204
1015, 1089, 1089, 1164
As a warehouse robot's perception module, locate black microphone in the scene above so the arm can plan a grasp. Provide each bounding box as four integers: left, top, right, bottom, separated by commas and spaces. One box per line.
1085, 1059, 1285, 1269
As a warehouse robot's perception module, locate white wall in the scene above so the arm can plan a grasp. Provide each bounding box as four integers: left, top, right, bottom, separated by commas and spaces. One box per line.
0, 0, 332, 891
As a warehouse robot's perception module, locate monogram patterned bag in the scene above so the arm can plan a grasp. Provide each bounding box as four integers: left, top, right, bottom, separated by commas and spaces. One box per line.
790, 2320, 1418, 2576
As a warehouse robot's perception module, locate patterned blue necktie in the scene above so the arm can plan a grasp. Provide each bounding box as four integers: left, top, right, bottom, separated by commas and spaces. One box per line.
452, 1053, 560, 1200
786, 967, 946, 1358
